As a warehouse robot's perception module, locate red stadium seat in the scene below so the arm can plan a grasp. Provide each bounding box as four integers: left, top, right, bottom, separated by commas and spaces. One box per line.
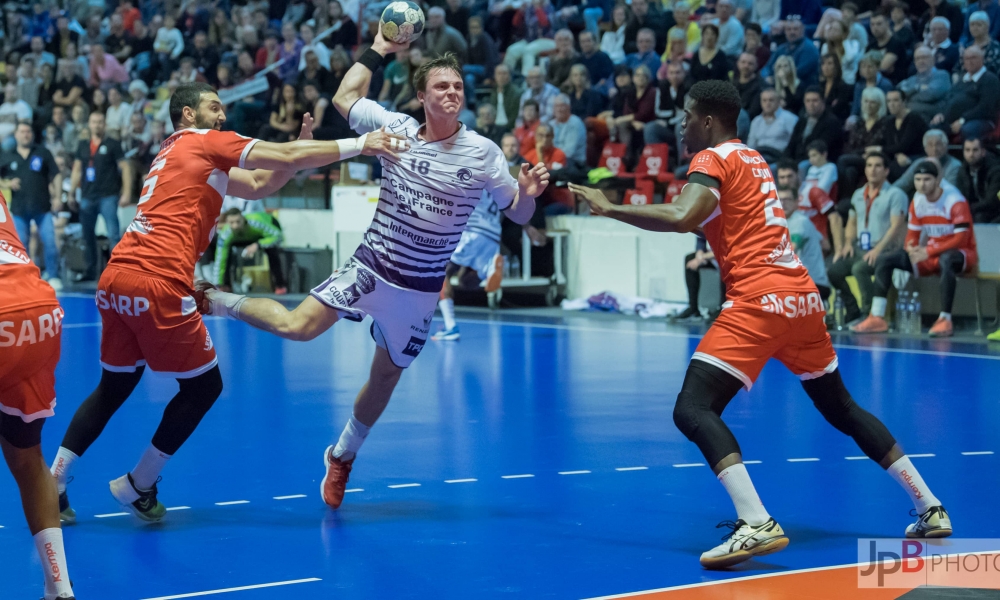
598, 142, 629, 176
635, 144, 673, 183
664, 179, 687, 203
623, 180, 655, 205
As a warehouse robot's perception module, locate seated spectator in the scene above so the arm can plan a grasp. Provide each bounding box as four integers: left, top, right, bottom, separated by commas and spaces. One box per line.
599, 3, 629, 64
43, 123, 63, 157
154, 14, 185, 79
624, 0, 668, 56
800, 141, 842, 245
851, 51, 894, 120
929, 46, 1000, 141
209, 8, 235, 48
25, 36, 56, 70
0, 84, 32, 151
515, 99, 542, 156
713, 0, 744, 59
784, 88, 843, 166
762, 18, 819, 86
80, 15, 105, 54
519, 67, 560, 124
298, 23, 331, 71
625, 28, 661, 77
748, 88, 798, 163
564, 65, 608, 120
503, 0, 555, 75
852, 160, 978, 338
751, 0, 780, 35
659, 28, 692, 81
867, 12, 909, 85
743, 23, 771, 70
259, 84, 303, 142
475, 103, 506, 146
894, 129, 961, 197
90, 87, 108, 115
49, 14, 80, 59
277, 23, 304, 85
961, 0, 1000, 45
889, 2, 917, 55
899, 46, 951, 124
523, 123, 574, 215
104, 15, 133, 64
176, 57, 208, 84
380, 47, 412, 107
466, 16, 500, 89
551, 94, 587, 166
421, 7, 468, 62
575, 31, 614, 90
325, 1, 359, 51
838, 87, 888, 199
918, 0, 962, 45
668, 2, 701, 51
927, 16, 959, 74
298, 50, 335, 96
732, 52, 762, 118
89, 44, 129, 88
675, 237, 717, 323
819, 54, 853, 121
214, 208, 287, 294
821, 19, 861, 85
774, 55, 804, 117
121, 113, 151, 163
446, 0, 471, 38
548, 29, 578, 89
303, 83, 350, 141
956, 137, 1000, 223
957, 11, 1000, 77
488, 64, 521, 131
17, 57, 42, 110
829, 152, 908, 323
646, 61, 690, 154
604, 65, 655, 166
105, 86, 132, 140
128, 80, 151, 118
501, 131, 527, 167
778, 185, 831, 299
880, 90, 928, 181
587, 65, 632, 164
688, 24, 729, 83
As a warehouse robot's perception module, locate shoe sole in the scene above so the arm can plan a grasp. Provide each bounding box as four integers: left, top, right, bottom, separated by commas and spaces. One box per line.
907, 527, 953, 539
432, 334, 460, 341
59, 509, 76, 524
700, 536, 790, 570
320, 445, 343, 510
109, 476, 164, 523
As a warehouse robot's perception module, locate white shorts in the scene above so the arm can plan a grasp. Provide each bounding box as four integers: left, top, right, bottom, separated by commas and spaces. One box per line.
450, 231, 500, 280
310, 257, 438, 368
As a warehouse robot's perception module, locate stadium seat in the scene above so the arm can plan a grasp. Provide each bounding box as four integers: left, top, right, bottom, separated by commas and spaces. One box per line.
598, 142, 629, 176
635, 144, 674, 183
623, 179, 655, 205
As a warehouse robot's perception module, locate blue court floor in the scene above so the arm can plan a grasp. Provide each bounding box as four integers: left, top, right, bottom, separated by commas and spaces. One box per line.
0, 295, 996, 599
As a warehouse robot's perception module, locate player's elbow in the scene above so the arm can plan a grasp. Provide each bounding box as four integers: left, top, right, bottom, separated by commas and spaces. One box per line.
333, 90, 358, 119
278, 311, 324, 342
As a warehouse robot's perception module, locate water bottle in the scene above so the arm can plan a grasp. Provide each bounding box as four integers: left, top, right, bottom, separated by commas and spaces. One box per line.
896, 291, 909, 333
510, 255, 521, 279
910, 292, 921, 335
834, 295, 845, 330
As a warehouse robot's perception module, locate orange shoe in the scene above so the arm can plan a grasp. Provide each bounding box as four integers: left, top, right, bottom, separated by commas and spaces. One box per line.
850, 315, 889, 333
484, 254, 504, 293
928, 317, 953, 338
320, 446, 354, 509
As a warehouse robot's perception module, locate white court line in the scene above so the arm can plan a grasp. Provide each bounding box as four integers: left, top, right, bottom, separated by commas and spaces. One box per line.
615, 466, 648, 471
962, 451, 994, 455
214, 500, 249, 506
345, 488, 363, 493
445, 478, 478, 483
273, 494, 307, 500
743, 460, 762, 464
141, 577, 321, 600
94, 512, 129, 518
558, 470, 591, 475
845, 456, 869, 460
166, 506, 190, 511
787, 458, 820, 462
672, 463, 705, 468
388, 483, 421, 489
909, 453, 936, 458
501, 474, 535, 479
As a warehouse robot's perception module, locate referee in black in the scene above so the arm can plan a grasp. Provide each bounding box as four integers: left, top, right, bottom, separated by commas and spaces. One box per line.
69, 111, 132, 281
0, 121, 62, 287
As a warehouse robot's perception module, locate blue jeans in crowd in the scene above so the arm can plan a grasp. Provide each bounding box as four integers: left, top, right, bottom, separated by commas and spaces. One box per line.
13, 210, 59, 279
79, 195, 120, 279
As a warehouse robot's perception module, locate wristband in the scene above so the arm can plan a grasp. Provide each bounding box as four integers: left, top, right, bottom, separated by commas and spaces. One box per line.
336, 133, 369, 160
207, 290, 248, 319
357, 48, 385, 72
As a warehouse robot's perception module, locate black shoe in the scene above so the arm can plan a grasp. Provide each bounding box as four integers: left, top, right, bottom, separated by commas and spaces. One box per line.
674, 307, 703, 322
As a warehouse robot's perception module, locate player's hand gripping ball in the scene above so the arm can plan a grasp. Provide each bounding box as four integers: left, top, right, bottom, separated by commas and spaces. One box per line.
380, 1, 425, 44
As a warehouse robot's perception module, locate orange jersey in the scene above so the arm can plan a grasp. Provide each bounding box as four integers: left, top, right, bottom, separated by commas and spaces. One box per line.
0, 194, 58, 313
688, 140, 816, 302
906, 183, 978, 268
109, 128, 258, 288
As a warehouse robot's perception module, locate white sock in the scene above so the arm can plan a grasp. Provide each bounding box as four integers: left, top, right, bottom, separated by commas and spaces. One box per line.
33, 528, 73, 599
50, 447, 78, 494
871, 297, 888, 318
939, 312, 951, 321
717, 463, 771, 526
332, 415, 371, 462
130, 444, 171, 491
439, 298, 456, 331
887, 456, 940, 514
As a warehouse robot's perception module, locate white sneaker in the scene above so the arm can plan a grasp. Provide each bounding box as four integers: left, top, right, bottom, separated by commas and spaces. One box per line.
431, 326, 460, 341
699, 518, 789, 569
47, 277, 63, 291
905, 505, 952, 538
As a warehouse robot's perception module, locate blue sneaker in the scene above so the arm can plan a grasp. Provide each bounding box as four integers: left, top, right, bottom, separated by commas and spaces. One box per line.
431, 326, 460, 341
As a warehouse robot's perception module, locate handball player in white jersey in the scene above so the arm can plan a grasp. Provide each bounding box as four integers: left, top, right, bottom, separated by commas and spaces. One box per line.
205, 33, 550, 509
432, 190, 504, 341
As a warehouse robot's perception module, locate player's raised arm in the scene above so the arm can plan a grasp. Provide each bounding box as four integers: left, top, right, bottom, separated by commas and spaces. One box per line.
334, 31, 409, 119
568, 176, 720, 233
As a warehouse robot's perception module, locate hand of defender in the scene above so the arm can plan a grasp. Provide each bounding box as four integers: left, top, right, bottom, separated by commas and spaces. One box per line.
518, 162, 549, 197
362, 127, 409, 160
298, 112, 315, 141
193, 279, 216, 315
568, 183, 613, 216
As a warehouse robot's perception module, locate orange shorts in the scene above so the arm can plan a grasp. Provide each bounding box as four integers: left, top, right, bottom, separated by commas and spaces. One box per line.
98, 267, 217, 378
0, 304, 63, 422
693, 291, 838, 390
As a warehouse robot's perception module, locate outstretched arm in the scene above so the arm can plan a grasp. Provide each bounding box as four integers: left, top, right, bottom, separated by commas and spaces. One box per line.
335, 31, 408, 119
227, 113, 317, 199
568, 179, 719, 233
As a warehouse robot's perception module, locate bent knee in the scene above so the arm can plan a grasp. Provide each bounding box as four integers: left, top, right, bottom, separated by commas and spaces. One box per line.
672, 393, 701, 438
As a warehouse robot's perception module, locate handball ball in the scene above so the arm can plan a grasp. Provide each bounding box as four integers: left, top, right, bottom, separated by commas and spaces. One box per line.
380, 1, 425, 44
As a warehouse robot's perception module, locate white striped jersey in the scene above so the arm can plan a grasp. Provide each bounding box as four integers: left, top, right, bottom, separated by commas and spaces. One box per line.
464, 191, 502, 242
348, 98, 518, 292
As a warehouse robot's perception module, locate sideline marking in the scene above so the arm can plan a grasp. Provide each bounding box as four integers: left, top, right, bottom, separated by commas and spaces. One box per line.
388, 483, 421, 489
787, 458, 820, 462
616, 467, 648, 471
141, 578, 322, 600
559, 470, 592, 475
501, 474, 535, 479
215, 500, 249, 506
273, 494, 307, 500
445, 478, 478, 483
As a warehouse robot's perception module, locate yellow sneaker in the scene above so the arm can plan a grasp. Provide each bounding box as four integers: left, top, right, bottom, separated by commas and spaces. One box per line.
988, 328, 1000, 342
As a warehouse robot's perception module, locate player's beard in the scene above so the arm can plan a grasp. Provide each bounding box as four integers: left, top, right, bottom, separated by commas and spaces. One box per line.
194, 111, 224, 131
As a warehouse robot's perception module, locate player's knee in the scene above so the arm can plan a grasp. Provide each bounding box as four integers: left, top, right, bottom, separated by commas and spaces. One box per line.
672, 392, 702, 440
180, 366, 223, 401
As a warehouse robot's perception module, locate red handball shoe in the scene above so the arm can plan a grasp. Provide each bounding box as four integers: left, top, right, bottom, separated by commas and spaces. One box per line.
850, 315, 889, 333
273, 287, 288, 295
320, 446, 354, 509
928, 317, 953, 337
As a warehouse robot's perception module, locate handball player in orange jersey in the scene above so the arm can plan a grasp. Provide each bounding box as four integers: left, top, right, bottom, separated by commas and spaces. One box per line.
1, 194, 75, 599
49, 82, 407, 522
569, 80, 951, 569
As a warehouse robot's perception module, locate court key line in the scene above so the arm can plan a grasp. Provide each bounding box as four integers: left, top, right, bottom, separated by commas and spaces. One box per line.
140, 577, 322, 600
